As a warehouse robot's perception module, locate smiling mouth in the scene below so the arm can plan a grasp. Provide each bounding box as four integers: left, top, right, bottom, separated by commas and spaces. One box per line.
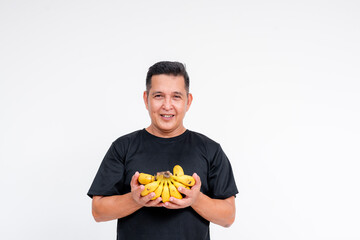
161, 114, 174, 118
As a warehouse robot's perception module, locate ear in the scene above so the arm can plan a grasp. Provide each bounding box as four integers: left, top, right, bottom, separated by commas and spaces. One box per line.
143, 91, 149, 110
186, 93, 193, 111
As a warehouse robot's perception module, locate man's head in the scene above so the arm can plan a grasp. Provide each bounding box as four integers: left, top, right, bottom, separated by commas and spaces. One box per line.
143, 61, 193, 138
146, 61, 190, 94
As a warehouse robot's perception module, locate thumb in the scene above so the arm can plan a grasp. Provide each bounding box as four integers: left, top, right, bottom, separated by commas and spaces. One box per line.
131, 171, 140, 185
193, 173, 201, 186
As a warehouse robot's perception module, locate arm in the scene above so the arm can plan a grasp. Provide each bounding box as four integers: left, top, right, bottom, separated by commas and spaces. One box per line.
191, 193, 235, 227
163, 173, 236, 227
92, 193, 140, 222
92, 172, 163, 222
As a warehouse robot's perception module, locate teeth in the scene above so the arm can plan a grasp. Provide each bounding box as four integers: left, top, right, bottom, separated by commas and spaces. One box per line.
162, 115, 173, 118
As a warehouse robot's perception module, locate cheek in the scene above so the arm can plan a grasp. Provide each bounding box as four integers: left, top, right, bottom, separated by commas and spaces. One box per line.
175, 103, 187, 113
149, 102, 161, 112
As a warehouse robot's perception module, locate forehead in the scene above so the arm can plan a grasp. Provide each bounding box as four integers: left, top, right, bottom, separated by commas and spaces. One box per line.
149, 74, 186, 92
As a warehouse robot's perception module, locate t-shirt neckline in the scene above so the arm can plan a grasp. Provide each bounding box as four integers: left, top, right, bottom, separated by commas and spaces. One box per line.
142, 128, 189, 143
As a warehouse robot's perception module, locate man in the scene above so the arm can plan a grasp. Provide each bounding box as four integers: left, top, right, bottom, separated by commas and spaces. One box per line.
88, 61, 238, 240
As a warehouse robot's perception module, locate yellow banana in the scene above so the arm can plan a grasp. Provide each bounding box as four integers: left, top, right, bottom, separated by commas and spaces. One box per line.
169, 180, 183, 199
171, 179, 190, 190
161, 180, 170, 202
137, 165, 194, 202
141, 180, 160, 197
171, 175, 195, 187
173, 165, 184, 177
151, 180, 164, 200
138, 173, 155, 185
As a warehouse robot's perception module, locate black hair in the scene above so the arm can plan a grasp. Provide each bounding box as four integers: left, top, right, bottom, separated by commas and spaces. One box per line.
146, 61, 190, 93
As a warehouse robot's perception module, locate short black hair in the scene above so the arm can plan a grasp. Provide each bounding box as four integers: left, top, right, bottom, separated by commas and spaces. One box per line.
146, 61, 190, 94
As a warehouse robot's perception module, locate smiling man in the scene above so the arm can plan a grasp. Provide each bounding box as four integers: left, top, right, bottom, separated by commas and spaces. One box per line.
88, 61, 238, 240
144, 73, 192, 138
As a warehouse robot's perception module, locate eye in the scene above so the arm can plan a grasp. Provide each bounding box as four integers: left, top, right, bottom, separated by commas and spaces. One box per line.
173, 95, 181, 99
154, 94, 163, 98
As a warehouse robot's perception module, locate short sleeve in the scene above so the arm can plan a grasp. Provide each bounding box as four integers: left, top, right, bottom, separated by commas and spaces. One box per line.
208, 144, 238, 199
87, 142, 125, 198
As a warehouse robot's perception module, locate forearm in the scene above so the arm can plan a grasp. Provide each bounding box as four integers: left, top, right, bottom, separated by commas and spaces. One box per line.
92, 193, 142, 222
191, 193, 236, 227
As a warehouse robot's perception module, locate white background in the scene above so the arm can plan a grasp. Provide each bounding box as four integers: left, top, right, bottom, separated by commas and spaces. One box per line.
1, 0, 359, 239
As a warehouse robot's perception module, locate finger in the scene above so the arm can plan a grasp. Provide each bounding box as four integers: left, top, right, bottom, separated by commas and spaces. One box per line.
141, 192, 156, 204
163, 201, 175, 208
193, 173, 201, 186
169, 197, 188, 206
164, 200, 185, 209
131, 171, 140, 187
153, 197, 163, 206
146, 192, 156, 202
177, 186, 191, 196
153, 200, 164, 207
146, 197, 162, 207
133, 184, 145, 197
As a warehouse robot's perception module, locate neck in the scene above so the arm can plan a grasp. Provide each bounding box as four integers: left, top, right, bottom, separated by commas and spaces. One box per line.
145, 125, 186, 138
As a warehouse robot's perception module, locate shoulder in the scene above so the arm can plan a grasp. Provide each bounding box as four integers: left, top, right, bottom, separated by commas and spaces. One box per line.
113, 129, 142, 144
187, 130, 229, 165
110, 129, 143, 153
187, 130, 221, 150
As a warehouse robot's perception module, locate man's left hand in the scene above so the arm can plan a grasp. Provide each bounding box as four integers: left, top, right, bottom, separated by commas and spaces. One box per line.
163, 173, 201, 209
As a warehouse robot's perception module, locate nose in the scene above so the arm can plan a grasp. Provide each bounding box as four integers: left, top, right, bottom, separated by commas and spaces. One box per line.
162, 96, 173, 110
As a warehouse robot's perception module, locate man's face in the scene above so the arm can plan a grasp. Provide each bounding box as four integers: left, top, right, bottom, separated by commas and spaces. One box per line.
143, 74, 193, 138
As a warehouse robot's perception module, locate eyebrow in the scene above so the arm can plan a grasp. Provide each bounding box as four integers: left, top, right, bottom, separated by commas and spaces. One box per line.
151, 91, 184, 96
151, 91, 163, 96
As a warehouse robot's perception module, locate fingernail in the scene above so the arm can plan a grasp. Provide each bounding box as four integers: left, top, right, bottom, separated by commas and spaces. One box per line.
178, 187, 182, 191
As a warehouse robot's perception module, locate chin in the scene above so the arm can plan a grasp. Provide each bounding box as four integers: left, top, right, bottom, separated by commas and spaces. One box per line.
159, 127, 175, 132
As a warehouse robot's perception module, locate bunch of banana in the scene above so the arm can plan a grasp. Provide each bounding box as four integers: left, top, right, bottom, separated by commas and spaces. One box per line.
138, 165, 195, 202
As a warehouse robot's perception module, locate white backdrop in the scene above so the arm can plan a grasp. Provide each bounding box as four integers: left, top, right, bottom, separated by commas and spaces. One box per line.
1, 0, 359, 239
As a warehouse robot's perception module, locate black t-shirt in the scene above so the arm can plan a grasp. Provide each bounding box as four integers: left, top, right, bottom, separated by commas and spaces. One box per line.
88, 129, 238, 240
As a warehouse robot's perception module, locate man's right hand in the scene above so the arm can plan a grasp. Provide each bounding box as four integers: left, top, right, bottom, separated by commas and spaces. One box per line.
92, 171, 162, 222
130, 171, 163, 207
